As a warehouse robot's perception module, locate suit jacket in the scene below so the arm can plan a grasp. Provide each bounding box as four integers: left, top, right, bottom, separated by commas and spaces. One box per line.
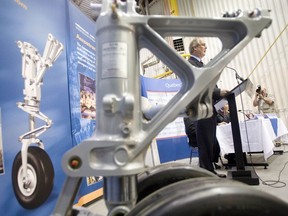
188, 56, 222, 107
184, 56, 223, 147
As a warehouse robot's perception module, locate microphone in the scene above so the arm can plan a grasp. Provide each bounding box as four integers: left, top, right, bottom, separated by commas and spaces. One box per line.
236, 73, 245, 82
238, 110, 254, 120
225, 66, 245, 82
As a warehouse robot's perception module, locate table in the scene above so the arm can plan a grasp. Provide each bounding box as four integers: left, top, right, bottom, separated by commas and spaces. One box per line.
217, 118, 288, 161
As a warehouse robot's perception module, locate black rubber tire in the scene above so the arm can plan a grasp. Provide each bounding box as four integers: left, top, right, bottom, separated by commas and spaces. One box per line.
129, 177, 288, 216
12, 146, 54, 209
137, 163, 217, 202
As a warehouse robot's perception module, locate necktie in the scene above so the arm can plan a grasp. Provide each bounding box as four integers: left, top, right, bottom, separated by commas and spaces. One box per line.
199, 60, 204, 67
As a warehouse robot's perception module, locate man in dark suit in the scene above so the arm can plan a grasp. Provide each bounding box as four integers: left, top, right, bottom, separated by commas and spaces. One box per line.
184, 38, 228, 177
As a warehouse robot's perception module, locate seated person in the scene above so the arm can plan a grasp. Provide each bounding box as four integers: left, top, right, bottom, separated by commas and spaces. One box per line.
183, 117, 197, 148
217, 104, 235, 165
217, 104, 230, 124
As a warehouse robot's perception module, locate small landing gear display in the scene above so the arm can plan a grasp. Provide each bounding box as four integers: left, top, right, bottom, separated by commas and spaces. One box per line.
12, 34, 63, 209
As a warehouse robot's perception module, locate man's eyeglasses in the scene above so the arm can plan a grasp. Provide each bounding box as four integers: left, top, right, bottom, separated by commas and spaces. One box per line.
198, 43, 207, 48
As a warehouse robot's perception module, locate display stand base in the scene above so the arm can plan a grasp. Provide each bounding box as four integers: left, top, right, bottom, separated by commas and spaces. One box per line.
227, 166, 259, 185
274, 150, 283, 155
221, 153, 269, 169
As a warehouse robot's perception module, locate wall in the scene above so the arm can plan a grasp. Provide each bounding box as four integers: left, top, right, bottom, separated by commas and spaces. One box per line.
190, 0, 288, 127
146, 0, 288, 128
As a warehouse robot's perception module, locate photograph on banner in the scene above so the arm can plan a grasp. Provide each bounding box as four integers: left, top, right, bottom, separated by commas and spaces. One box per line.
79, 73, 96, 120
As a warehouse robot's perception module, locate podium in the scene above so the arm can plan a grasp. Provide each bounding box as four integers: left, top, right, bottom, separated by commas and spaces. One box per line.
215, 79, 260, 185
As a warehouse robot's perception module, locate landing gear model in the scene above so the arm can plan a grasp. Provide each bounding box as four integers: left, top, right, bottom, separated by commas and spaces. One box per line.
12, 34, 63, 209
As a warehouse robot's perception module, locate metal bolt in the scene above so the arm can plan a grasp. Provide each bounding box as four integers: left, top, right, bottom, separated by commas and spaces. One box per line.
69, 157, 82, 169
120, 123, 131, 136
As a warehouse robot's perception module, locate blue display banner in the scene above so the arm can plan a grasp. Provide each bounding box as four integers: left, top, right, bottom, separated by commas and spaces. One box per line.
141, 76, 197, 163
66, 0, 103, 202
0, 0, 73, 215
141, 76, 183, 95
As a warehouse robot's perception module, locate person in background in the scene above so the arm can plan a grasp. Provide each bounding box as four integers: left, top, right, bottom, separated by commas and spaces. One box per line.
217, 104, 230, 124
253, 86, 275, 114
183, 117, 197, 148
184, 37, 228, 177
216, 104, 234, 167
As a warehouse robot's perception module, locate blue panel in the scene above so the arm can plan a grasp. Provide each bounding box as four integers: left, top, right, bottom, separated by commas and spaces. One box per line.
157, 137, 198, 163
268, 118, 278, 136
0, 0, 73, 215
66, 0, 103, 202
141, 76, 182, 92
141, 76, 196, 163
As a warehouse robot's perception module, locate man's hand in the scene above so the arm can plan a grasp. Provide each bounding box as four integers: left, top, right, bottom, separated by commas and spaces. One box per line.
220, 89, 229, 97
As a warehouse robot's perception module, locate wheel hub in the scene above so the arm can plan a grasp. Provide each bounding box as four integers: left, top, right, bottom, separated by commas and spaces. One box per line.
18, 164, 37, 196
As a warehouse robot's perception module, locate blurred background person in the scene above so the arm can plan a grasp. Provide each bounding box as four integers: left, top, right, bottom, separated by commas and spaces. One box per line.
217, 104, 230, 124
253, 86, 275, 114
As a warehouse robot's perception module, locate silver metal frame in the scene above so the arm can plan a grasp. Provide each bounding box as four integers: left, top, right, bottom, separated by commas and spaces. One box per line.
53, 1, 271, 215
